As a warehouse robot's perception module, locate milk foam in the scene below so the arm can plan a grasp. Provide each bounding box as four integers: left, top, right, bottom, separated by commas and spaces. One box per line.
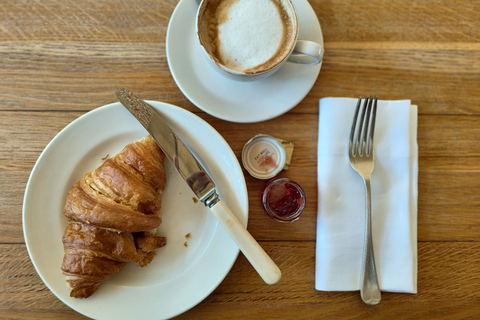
217, 0, 286, 72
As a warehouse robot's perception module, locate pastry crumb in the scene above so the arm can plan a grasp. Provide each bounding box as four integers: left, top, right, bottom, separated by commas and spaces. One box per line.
101, 154, 109, 161
184, 233, 191, 247
192, 197, 198, 203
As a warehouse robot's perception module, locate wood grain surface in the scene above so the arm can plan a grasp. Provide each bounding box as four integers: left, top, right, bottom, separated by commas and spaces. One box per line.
1, 0, 479, 319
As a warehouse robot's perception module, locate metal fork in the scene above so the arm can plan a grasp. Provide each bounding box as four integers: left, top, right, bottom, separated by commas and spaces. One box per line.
348, 96, 381, 305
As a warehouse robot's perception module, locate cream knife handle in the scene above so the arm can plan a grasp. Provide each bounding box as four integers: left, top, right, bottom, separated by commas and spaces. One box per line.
210, 200, 282, 285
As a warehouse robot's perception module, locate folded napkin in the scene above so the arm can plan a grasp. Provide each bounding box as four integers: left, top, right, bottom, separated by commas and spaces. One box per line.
315, 98, 418, 293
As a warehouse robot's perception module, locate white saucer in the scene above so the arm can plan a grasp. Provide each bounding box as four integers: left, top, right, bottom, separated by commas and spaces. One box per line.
166, 0, 324, 123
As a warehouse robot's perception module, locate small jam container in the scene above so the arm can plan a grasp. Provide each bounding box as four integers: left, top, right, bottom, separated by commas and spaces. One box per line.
242, 134, 286, 179
262, 177, 306, 222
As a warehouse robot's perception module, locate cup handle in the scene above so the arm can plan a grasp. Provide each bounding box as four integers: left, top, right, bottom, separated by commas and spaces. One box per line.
287, 40, 324, 65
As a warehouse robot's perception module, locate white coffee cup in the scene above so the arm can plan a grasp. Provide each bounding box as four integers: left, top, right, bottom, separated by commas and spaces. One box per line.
196, 0, 324, 81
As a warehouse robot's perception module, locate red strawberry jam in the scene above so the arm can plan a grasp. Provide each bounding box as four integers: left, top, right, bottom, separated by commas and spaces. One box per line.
262, 178, 306, 222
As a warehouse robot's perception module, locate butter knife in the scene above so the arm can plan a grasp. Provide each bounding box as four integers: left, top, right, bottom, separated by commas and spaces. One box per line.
115, 88, 281, 285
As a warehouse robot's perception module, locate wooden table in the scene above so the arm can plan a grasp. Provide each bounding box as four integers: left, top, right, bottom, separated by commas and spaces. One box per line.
1, 0, 479, 318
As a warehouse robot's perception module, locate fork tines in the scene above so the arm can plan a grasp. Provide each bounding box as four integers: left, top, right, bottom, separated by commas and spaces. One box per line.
349, 96, 378, 157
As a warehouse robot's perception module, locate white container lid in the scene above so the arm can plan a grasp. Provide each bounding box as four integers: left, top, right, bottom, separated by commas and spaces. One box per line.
242, 134, 286, 179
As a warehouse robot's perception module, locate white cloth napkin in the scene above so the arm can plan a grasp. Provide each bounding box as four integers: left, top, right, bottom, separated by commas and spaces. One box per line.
315, 98, 418, 293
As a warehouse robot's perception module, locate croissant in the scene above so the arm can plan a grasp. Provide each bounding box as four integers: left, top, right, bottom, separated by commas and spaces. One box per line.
61, 135, 167, 298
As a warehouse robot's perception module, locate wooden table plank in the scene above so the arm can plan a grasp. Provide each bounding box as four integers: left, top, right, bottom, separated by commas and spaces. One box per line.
1, 242, 479, 318
2, 42, 479, 114
2, 0, 479, 44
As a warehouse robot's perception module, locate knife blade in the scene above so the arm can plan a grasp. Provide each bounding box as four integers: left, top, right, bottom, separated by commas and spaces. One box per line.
115, 88, 281, 285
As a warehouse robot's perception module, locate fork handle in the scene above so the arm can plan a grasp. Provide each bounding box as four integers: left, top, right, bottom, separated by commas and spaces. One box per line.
360, 178, 381, 305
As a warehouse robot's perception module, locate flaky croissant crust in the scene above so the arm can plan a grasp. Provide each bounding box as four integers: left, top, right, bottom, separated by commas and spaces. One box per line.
61, 135, 167, 298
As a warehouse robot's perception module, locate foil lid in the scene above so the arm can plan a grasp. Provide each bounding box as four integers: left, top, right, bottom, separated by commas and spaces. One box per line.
241, 134, 294, 179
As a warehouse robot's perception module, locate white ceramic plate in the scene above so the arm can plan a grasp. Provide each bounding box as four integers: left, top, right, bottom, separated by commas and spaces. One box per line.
23, 102, 248, 320
166, 0, 324, 123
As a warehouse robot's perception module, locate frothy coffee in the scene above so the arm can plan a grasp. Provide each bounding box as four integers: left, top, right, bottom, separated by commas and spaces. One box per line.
198, 0, 297, 74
